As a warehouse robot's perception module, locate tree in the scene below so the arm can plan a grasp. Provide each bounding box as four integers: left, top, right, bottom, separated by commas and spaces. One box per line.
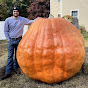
27, 0, 50, 20
0, 0, 12, 21
0, 0, 32, 21
12, 0, 32, 17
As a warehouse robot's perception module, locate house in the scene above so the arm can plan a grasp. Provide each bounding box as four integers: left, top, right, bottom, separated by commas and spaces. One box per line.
50, 0, 88, 31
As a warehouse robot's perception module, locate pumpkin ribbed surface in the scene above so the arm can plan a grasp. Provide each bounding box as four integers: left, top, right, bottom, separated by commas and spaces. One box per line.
17, 18, 85, 83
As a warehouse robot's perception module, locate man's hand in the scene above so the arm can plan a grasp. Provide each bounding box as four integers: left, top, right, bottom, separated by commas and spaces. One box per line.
37, 17, 42, 19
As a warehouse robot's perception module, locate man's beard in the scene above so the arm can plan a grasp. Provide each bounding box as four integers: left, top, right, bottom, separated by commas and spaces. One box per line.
13, 14, 19, 17
14, 15, 18, 17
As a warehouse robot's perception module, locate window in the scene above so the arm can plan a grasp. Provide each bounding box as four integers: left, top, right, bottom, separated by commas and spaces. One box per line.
58, 13, 61, 17
58, 0, 61, 2
71, 10, 79, 19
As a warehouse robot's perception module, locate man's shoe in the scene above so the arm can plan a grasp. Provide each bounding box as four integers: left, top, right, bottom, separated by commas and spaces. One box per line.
14, 69, 21, 75
1, 74, 11, 80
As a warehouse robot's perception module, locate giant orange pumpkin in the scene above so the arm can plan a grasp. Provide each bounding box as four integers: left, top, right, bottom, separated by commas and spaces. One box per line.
17, 18, 85, 83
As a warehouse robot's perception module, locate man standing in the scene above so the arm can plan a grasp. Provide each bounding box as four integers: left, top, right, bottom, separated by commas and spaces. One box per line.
1, 6, 39, 80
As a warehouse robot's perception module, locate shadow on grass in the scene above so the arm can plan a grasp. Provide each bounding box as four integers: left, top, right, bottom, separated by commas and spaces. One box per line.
0, 66, 5, 77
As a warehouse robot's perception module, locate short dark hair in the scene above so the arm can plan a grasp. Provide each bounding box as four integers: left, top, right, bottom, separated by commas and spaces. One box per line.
12, 6, 20, 12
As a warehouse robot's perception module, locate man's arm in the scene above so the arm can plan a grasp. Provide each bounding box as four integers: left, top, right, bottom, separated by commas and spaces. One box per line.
24, 17, 41, 25
4, 19, 10, 41
26, 18, 38, 25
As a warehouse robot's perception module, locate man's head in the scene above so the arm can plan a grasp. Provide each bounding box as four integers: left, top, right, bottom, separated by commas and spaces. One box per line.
12, 6, 20, 17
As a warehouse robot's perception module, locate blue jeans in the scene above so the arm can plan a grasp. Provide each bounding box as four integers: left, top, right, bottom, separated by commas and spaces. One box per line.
5, 37, 22, 74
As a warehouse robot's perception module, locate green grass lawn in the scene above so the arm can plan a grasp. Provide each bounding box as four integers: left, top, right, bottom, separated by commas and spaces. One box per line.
0, 40, 7, 44
79, 29, 88, 40
79, 31, 88, 46
82, 32, 88, 40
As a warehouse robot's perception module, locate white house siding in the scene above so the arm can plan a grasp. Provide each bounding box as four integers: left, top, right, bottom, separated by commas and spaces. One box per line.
0, 21, 29, 40
50, 0, 88, 31
50, 0, 60, 17
62, 0, 88, 31
78, 0, 88, 30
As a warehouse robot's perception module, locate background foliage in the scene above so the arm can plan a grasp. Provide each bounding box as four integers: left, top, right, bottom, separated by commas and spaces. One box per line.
0, 0, 50, 21
0, 0, 32, 20
28, 0, 50, 20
